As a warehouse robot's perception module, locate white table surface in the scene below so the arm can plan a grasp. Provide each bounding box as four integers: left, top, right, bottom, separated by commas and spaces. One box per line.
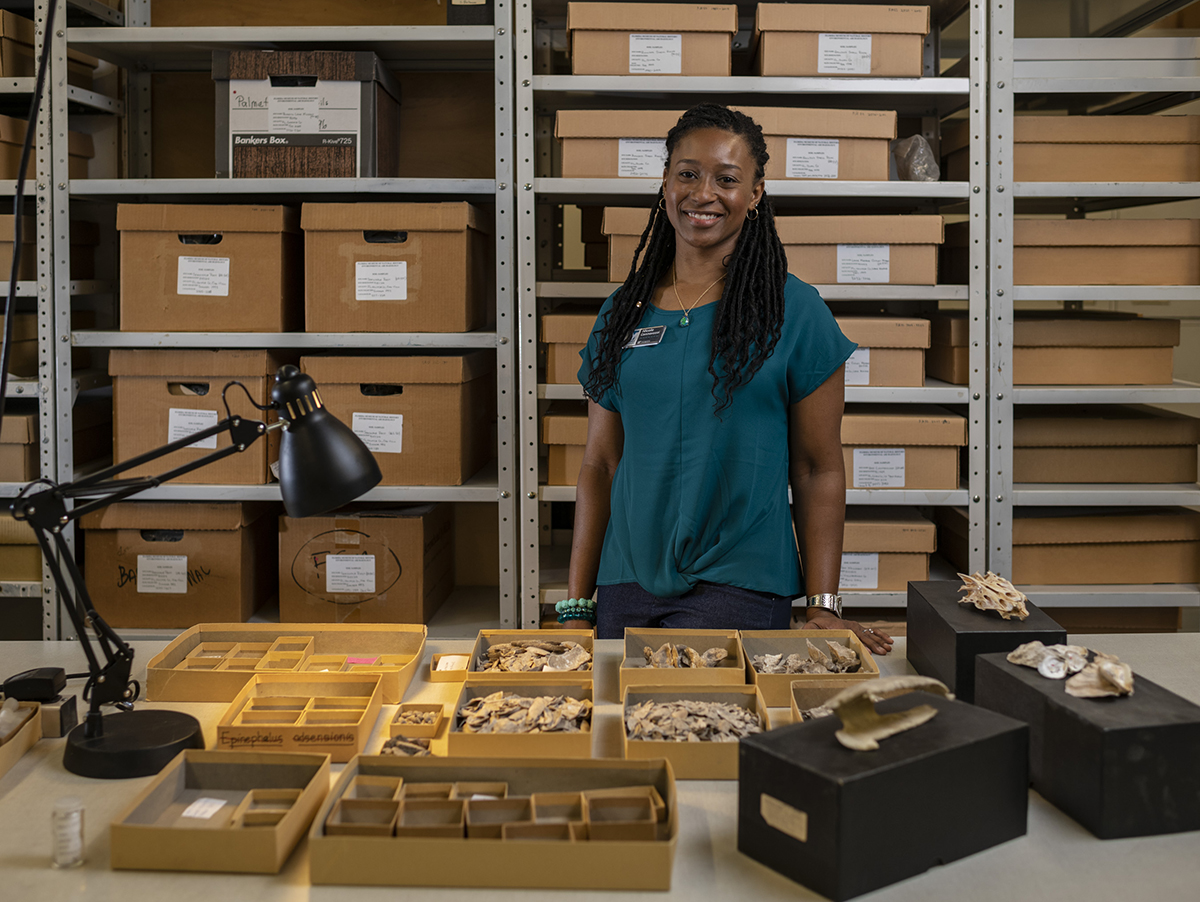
1, 634, 1198, 901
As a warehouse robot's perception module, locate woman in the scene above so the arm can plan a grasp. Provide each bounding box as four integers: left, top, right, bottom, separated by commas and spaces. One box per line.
556, 104, 892, 656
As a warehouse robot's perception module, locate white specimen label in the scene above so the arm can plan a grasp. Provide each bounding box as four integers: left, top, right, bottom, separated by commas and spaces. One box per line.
853, 448, 906, 487
326, 554, 376, 593
352, 412, 404, 453
137, 555, 189, 595
181, 798, 227, 819
355, 260, 408, 300
818, 33, 873, 74
168, 407, 219, 449
268, 94, 320, 133
839, 552, 880, 590
177, 256, 230, 297
837, 244, 890, 283
618, 138, 668, 177
629, 33, 682, 74
786, 138, 840, 179
844, 348, 871, 385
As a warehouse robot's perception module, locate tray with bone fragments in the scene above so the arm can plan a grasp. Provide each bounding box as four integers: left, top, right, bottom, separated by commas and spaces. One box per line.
466, 629, 595, 683
447, 682, 594, 758
740, 629, 879, 708
619, 628, 745, 698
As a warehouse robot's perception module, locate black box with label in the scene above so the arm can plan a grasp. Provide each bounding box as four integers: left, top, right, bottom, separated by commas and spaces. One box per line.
447, 0, 494, 25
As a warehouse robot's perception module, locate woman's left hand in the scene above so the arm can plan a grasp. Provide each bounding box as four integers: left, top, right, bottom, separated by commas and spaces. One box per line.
805, 611, 894, 656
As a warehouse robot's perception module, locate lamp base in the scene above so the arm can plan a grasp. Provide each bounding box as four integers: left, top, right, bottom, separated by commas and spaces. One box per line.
62, 710, 204, 779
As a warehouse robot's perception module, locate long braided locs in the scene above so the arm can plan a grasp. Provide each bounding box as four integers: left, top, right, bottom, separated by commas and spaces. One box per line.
582, 104, 789, 415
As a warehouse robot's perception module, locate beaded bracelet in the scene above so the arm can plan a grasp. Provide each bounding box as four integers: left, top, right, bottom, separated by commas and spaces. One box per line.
555, 597, 597, 624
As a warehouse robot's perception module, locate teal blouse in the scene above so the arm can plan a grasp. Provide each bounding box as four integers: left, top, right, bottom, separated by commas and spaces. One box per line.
577, 274, 856, 598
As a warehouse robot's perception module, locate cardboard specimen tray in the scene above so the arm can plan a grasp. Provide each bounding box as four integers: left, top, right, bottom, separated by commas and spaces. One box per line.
145, 623, 425, 704
466, 629, 595, 683
906, 580, 1067, 703
430, 652, 470, 682
975, 652, 1200, 838
309, 756, 679, 889
740, 629, 879, 708
623, 686, 770, 780
739, 692, 1028, 901
110, 749, 330, 874
216, 673, 383, 763
0, 700, 40, 782
448, 681, 594, 759
619, 628, 745, 698
388, 703, 445, 739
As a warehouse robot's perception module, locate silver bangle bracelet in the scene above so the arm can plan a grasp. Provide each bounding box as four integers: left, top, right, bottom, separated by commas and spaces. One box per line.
805, 593, 842, 619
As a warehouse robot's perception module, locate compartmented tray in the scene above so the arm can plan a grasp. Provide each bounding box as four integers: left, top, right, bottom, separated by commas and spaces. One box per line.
619, 628, 746, 698
740, 629, 880, 708
448, 681, 594, 759
110, 749, 330, 873
146, 623, 426, 704
0, 701, 41, 783
466, 629, 595, 682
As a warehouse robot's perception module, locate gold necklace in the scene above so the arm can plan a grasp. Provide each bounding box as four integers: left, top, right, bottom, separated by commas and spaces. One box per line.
671, 264, 726, 327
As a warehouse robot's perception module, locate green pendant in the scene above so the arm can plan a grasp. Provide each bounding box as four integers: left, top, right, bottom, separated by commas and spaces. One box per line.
679, 314, 689, 327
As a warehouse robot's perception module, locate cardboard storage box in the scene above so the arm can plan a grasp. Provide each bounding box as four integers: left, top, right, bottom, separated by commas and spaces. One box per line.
623, 686, 769, 779
566, 3, 738, 77
300, 353, 493, 486
110, 349, 283, 484
466, 629, 596, 683
754, 3, 930, 77
145, 623, 426, 704
309, 756, 678, 889
151, 0, 459, 26
0, 701, 40, 783
213, 50, 401, 179
278, 504, 453, 624
542, 304, 600, 384
556, 109, 678, 179
0, 511, 39, 582
842, 405, 967, 490
777, 215, 944, 285
80, 502, 275, 629
110, 750, 330, 874
1013, 406, 1200, 484
0, 410, 36, 483
602, 207, 653, 282
0, 113, 92, 179
543, 401, 588, 485
117, 204, 301, 332
906, 580, 1066, 704
835, 316, 929, 387
926, 311, 1180, 386
739, 692, 1027, 901
976, 652, 1200, 839
937, 506, 1200, 585
1, 216, 99, 280
740, 629, 878, 708
740, 106, 896, 180
302, 202, 489, 333
840, 507, 937, 591
447, 681, 594, 758
620, 628, 745, 698
0, 11, 98, 88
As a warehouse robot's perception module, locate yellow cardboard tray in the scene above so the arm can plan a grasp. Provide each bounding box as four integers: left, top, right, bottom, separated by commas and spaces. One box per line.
466, 629, 595, 683
619, 628, 746, 698
447, 681, 594, 759
740, 629, 879, 708
0, 701, 41, 782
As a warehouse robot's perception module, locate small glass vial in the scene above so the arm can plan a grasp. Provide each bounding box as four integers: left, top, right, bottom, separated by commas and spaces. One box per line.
51, 797, 84, 869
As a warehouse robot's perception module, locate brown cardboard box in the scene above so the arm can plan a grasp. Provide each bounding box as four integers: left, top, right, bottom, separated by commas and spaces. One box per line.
151, 0, 450, 26
0, 701, 40, 783
840, 506, 937, 591
835, 316, 929, 386
110, 349, 283, 484
567, 3, 739, 77
739, 106, 897, 180
937, 506, 1200, 585
466, 629, 596, 683
117, 204, 302, 332
448, 680, 594, 758
278, 504, 454, 624
556, 109, 680, 179
299, 353, 494, 486
944, 116, 1200, 182
80, 502, 276, 629
1, 310, 96, 377
927, 311, 1179, 385
1013, 406, 1200, 484
740, 629, 879, 707
842, 405, 967, 490
0, 512, 39, 581
754, 3, 930, 77
0, 113, 92, 179
777, 215, 944, 285
542, 402, 589, 485
0, 410, 35, 482
619, 628, 745, 698
602, 207, 654, 282
1, 217, 99, 281
542, 304, 601, 384
302, 203, 489, 333
0, 12, 98, 89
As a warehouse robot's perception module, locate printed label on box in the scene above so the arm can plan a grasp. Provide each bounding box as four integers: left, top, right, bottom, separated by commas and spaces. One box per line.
628, 33, 682, 74
326, 553, 376, 593
352, 412, 403, 453
181, 797, 227, 819
168, 407, 219, 449
268, 94, 320, 133
136, 555, 189, 595
837, 244, 890, 283
177, 256, 230, 297
817, 33, 873, 75
229, 79, 362, 169
853, 448, 906, 487
839, 552, 880, 590
844, 347, 870, 385
355, 260, 408, 301
786, 138, 840, 179
618, 138, 667, 177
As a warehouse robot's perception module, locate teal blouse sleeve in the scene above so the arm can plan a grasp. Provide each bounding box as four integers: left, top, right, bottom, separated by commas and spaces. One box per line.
784, 275, 857, 403
577, 292, 621, 412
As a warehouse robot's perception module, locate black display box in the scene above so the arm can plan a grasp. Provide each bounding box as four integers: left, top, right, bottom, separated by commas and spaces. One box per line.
738, 693, 1028, 901
907, 580, 1066, 702
447, 0, 494, 25
975, 652, 1200, 839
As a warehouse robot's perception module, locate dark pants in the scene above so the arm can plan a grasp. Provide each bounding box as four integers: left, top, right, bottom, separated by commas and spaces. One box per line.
595, 581, 793, 639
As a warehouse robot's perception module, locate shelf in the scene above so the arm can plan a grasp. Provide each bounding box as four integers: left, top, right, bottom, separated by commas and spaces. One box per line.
0, 580, 41, 597
539, 379, 970, 403
70, 178, 496, 200
1013, 285, 1200, 301
535, 178, 970, 203
9, 282, 39, 298
1019, 584, 1200, 608
1014, 182, 1200, 199
539, 483, 971, 505
1013, 38, 1200, 94
5, 379, 38, 398
0, 77, 37, 94
1014, 381, 1200, 404
71, 368, 110, 400
1012, 483, 1200, 506
70, 280, 115, 296
537, 281, 969, 301
66, 85, 124, 116
72, 330, 499, 349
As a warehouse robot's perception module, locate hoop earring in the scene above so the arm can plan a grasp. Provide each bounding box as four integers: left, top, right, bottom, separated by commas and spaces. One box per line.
658, 197, 666, 211
746, 207, 759, 221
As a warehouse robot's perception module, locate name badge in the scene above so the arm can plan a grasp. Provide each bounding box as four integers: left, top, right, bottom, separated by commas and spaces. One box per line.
624, 326, 666, 348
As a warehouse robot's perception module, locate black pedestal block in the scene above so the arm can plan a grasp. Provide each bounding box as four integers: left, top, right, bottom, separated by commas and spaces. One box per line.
907, 580, 1066, 702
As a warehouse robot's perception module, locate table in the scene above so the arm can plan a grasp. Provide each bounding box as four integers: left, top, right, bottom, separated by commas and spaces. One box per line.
1, 634, 1198, 901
